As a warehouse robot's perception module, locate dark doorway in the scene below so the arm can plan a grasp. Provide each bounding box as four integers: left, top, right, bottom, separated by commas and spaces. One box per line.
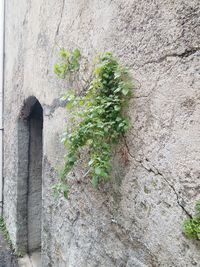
27, 100, 43, 252
17, 97, 43, 258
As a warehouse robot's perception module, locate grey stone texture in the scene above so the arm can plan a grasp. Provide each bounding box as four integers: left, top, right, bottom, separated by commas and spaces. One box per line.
0, 231, 18, 267
3, 0, 200, 266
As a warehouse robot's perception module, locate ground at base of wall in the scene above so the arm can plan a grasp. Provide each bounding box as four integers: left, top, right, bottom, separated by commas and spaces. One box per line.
18, 251, 41, 267
0, 231, 18, 267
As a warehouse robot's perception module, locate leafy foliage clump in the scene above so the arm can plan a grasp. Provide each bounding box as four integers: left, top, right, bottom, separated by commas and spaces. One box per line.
182, 200, 200, 240
53, 49, 133, 198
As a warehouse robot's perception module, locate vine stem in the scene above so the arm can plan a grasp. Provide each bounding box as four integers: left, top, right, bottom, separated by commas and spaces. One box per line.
82, 169, 91, 179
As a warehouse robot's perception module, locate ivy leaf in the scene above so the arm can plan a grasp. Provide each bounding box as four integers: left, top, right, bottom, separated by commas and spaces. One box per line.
114, 87, 121, 93
122, 87, 129, 96
195, 200, 200, 219
114, 70, 121, 79
67, 93, 75, 101
52, 186, 60, 199
63, 190, 68, 199
66, 102, 73, 110
78, 100, 84, 106
72, 48, 81, 59
87, 139, 93, 146
88, 159, 94, 166
91, 175, 98, 188
60, 48, 70, 59
114, 105, 120, 111
116, 117, 121, 122
94, 167, 102, 175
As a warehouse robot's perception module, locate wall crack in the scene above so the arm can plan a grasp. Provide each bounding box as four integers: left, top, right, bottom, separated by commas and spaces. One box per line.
123, 136, 192, 218
54, 0, 66, 41
141, 47, 200, 66
43, 98, 66, 117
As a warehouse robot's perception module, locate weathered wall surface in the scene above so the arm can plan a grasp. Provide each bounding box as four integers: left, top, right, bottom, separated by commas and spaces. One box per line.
0, 231, 19, 267
3, 0, 200, 266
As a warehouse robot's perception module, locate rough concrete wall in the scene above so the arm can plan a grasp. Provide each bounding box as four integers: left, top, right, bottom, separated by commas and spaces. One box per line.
0, 231, 19, 267
3, 0, 200, 266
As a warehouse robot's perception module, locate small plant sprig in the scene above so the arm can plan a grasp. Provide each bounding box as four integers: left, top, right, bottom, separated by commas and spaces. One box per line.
54, 48, 81, 78
0, 217, 24, 257
182, 200, 200, 240
0, 217, 12, 247
53, 49, 133, 198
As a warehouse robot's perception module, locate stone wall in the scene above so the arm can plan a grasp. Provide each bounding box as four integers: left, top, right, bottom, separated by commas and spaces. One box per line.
3, 0, 200, 266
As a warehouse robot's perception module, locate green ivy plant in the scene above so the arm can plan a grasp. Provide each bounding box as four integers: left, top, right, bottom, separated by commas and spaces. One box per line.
182, 200, 200, 240
53, 48, 133, 198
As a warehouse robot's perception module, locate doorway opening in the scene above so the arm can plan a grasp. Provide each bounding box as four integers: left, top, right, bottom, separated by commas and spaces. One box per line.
17, 96, 43, 263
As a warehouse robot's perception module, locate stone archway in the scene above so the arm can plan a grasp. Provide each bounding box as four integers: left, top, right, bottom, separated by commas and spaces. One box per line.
17, 96, 43, 261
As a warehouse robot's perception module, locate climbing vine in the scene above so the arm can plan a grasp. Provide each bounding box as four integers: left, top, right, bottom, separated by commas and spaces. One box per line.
53, 48, 133, 198
182, 200, 200, 240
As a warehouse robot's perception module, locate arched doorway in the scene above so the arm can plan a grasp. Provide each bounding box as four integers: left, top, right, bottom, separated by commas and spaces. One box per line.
17, 96, 43, 261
